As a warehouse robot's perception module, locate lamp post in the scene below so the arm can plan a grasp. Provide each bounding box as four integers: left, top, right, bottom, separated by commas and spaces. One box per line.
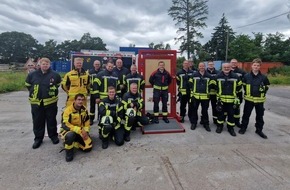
225, 30, 229, 62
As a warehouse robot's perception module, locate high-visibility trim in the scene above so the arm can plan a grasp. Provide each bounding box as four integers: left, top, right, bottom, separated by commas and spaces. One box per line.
192, 93, 209, 100
234, 114, 240, 118
65, 144, 74, 150
124, 117, 130, 131
43, 96, 58, 106
244, 96, 266, 103
73, 126, 81, 134
162, 112, 168, 116
153, 85, 168, 90
106, 110, 111, 116
25, 82, 31, 87
227, 121, 235, 126
217, 120, 224, 124
115, 123, 121, 130
154, 112, 159, 116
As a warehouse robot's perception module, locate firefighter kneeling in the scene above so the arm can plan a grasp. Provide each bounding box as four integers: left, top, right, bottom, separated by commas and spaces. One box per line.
122, 83, 149, 141
60, 93, 92, 162
98, 86, 124, 149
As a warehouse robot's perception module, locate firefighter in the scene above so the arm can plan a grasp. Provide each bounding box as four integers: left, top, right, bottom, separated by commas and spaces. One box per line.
176, 60, 195, 123
60, 93, 92, 162
149, 61, 172, 123
230, 58, 247, 127
93, 61, 120, 104
206, 60, 219, 124
215, 63, 242, 136
113, 59, 130, 98
189, 62, 213, 131
25, 57, 61, 149
62, 57, 90, 107
98, 86, 124, 149
238, 58, 270, 139
124, 64, 145, 94
122, 83, 149, 142
89, 60, 102, 125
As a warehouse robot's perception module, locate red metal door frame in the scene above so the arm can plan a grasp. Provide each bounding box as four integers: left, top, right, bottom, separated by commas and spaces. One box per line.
138, 50, 178, 119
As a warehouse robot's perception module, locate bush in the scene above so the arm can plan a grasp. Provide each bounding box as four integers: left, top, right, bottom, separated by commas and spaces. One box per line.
268, 66, 290, 76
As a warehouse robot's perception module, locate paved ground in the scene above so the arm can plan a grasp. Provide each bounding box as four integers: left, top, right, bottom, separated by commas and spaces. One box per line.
0, 86, 290, 190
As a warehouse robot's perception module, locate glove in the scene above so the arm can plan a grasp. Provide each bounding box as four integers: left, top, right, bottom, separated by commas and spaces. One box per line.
233, 98, 240, 109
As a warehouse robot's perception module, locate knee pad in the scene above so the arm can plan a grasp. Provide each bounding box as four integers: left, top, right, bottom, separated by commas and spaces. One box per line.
64, 131, 76, 144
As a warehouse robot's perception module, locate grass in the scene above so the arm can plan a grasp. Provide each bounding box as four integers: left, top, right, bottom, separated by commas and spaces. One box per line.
268, 74, 290, 85
0, 72, 27, 93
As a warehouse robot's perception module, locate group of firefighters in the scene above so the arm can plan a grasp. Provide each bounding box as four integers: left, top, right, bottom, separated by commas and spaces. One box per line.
25, 56, 270, 162
176, 58, 269, 138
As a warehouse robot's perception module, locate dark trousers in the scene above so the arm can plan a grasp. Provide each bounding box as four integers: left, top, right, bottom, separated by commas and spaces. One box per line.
189, 98, 209, 124
209, 94, 217, 121
217, 102, 235, 128
100, 124, 124, 146
31, 103, 58, 141
64, 131, 92, 152
234, 106, 241, 124
89, 95, 97, 121
153, 89, 168, 116
180, 94, 190, 117
241, 100, 265, 132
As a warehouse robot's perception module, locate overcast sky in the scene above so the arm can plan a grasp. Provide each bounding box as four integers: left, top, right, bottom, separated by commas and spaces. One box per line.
1, 0, 290, 51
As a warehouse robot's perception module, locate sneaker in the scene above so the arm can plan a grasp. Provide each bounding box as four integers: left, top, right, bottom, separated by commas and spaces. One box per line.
51, 136, 59, 144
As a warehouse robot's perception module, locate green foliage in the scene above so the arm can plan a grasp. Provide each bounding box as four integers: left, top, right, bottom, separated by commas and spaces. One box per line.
268, 75, 290, 85
148, 42, 171, 50
168, 0, 208, 59
268, 66, 290, 76
0, 72, 27, 93
229, 34, 261, 62
0, 31, 39, 63
177, 56, 186, 69
0, 32, 107, 63
204, 13, 235, 61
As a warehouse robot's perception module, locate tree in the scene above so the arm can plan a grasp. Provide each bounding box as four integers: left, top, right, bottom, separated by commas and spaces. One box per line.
229, 34, 260, 62
148, 42, 171, 50
261, 32, 286, 62
168, 0, 208, 59
204, 13, 235, 61
40, 39, 58, 60
0, 31, 39, 63
79, 32, 107, 51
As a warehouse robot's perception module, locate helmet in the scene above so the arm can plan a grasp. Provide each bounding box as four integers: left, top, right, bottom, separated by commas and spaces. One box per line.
126, 108, 136, 117
100, 116, 113, 125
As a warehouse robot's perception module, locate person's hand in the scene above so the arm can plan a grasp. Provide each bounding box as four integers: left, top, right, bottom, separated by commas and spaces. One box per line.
120, 84, 125, 89
95, 98, 101, 104
130, 103, 134, 108
81, 130, 88, 140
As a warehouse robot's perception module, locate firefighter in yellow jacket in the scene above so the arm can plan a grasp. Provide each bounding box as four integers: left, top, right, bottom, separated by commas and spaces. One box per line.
62, 57, 90, 107
60, 93, 92, 162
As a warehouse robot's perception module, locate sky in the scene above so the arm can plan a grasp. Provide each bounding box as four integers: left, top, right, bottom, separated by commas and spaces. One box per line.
0, 0, 290, 52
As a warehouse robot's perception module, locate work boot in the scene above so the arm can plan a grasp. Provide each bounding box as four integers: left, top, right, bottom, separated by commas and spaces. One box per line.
204, 124, 211, 132
65, 149, 74, 162
163, 117, 169, 123
216, 126, 223, 133
102, 140, 109, 149
235, 122, 241, 128
32, 139, 43, 149
228, 127, 236, 136
256, 130, 268, 139
124, 132, 131, 142
190, 124, 197, 130
154, 116, 159, 124
238, 127, 247, 134
51, 136, 59, 144
180, 116, 185, 123
90, 119, 94, 126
